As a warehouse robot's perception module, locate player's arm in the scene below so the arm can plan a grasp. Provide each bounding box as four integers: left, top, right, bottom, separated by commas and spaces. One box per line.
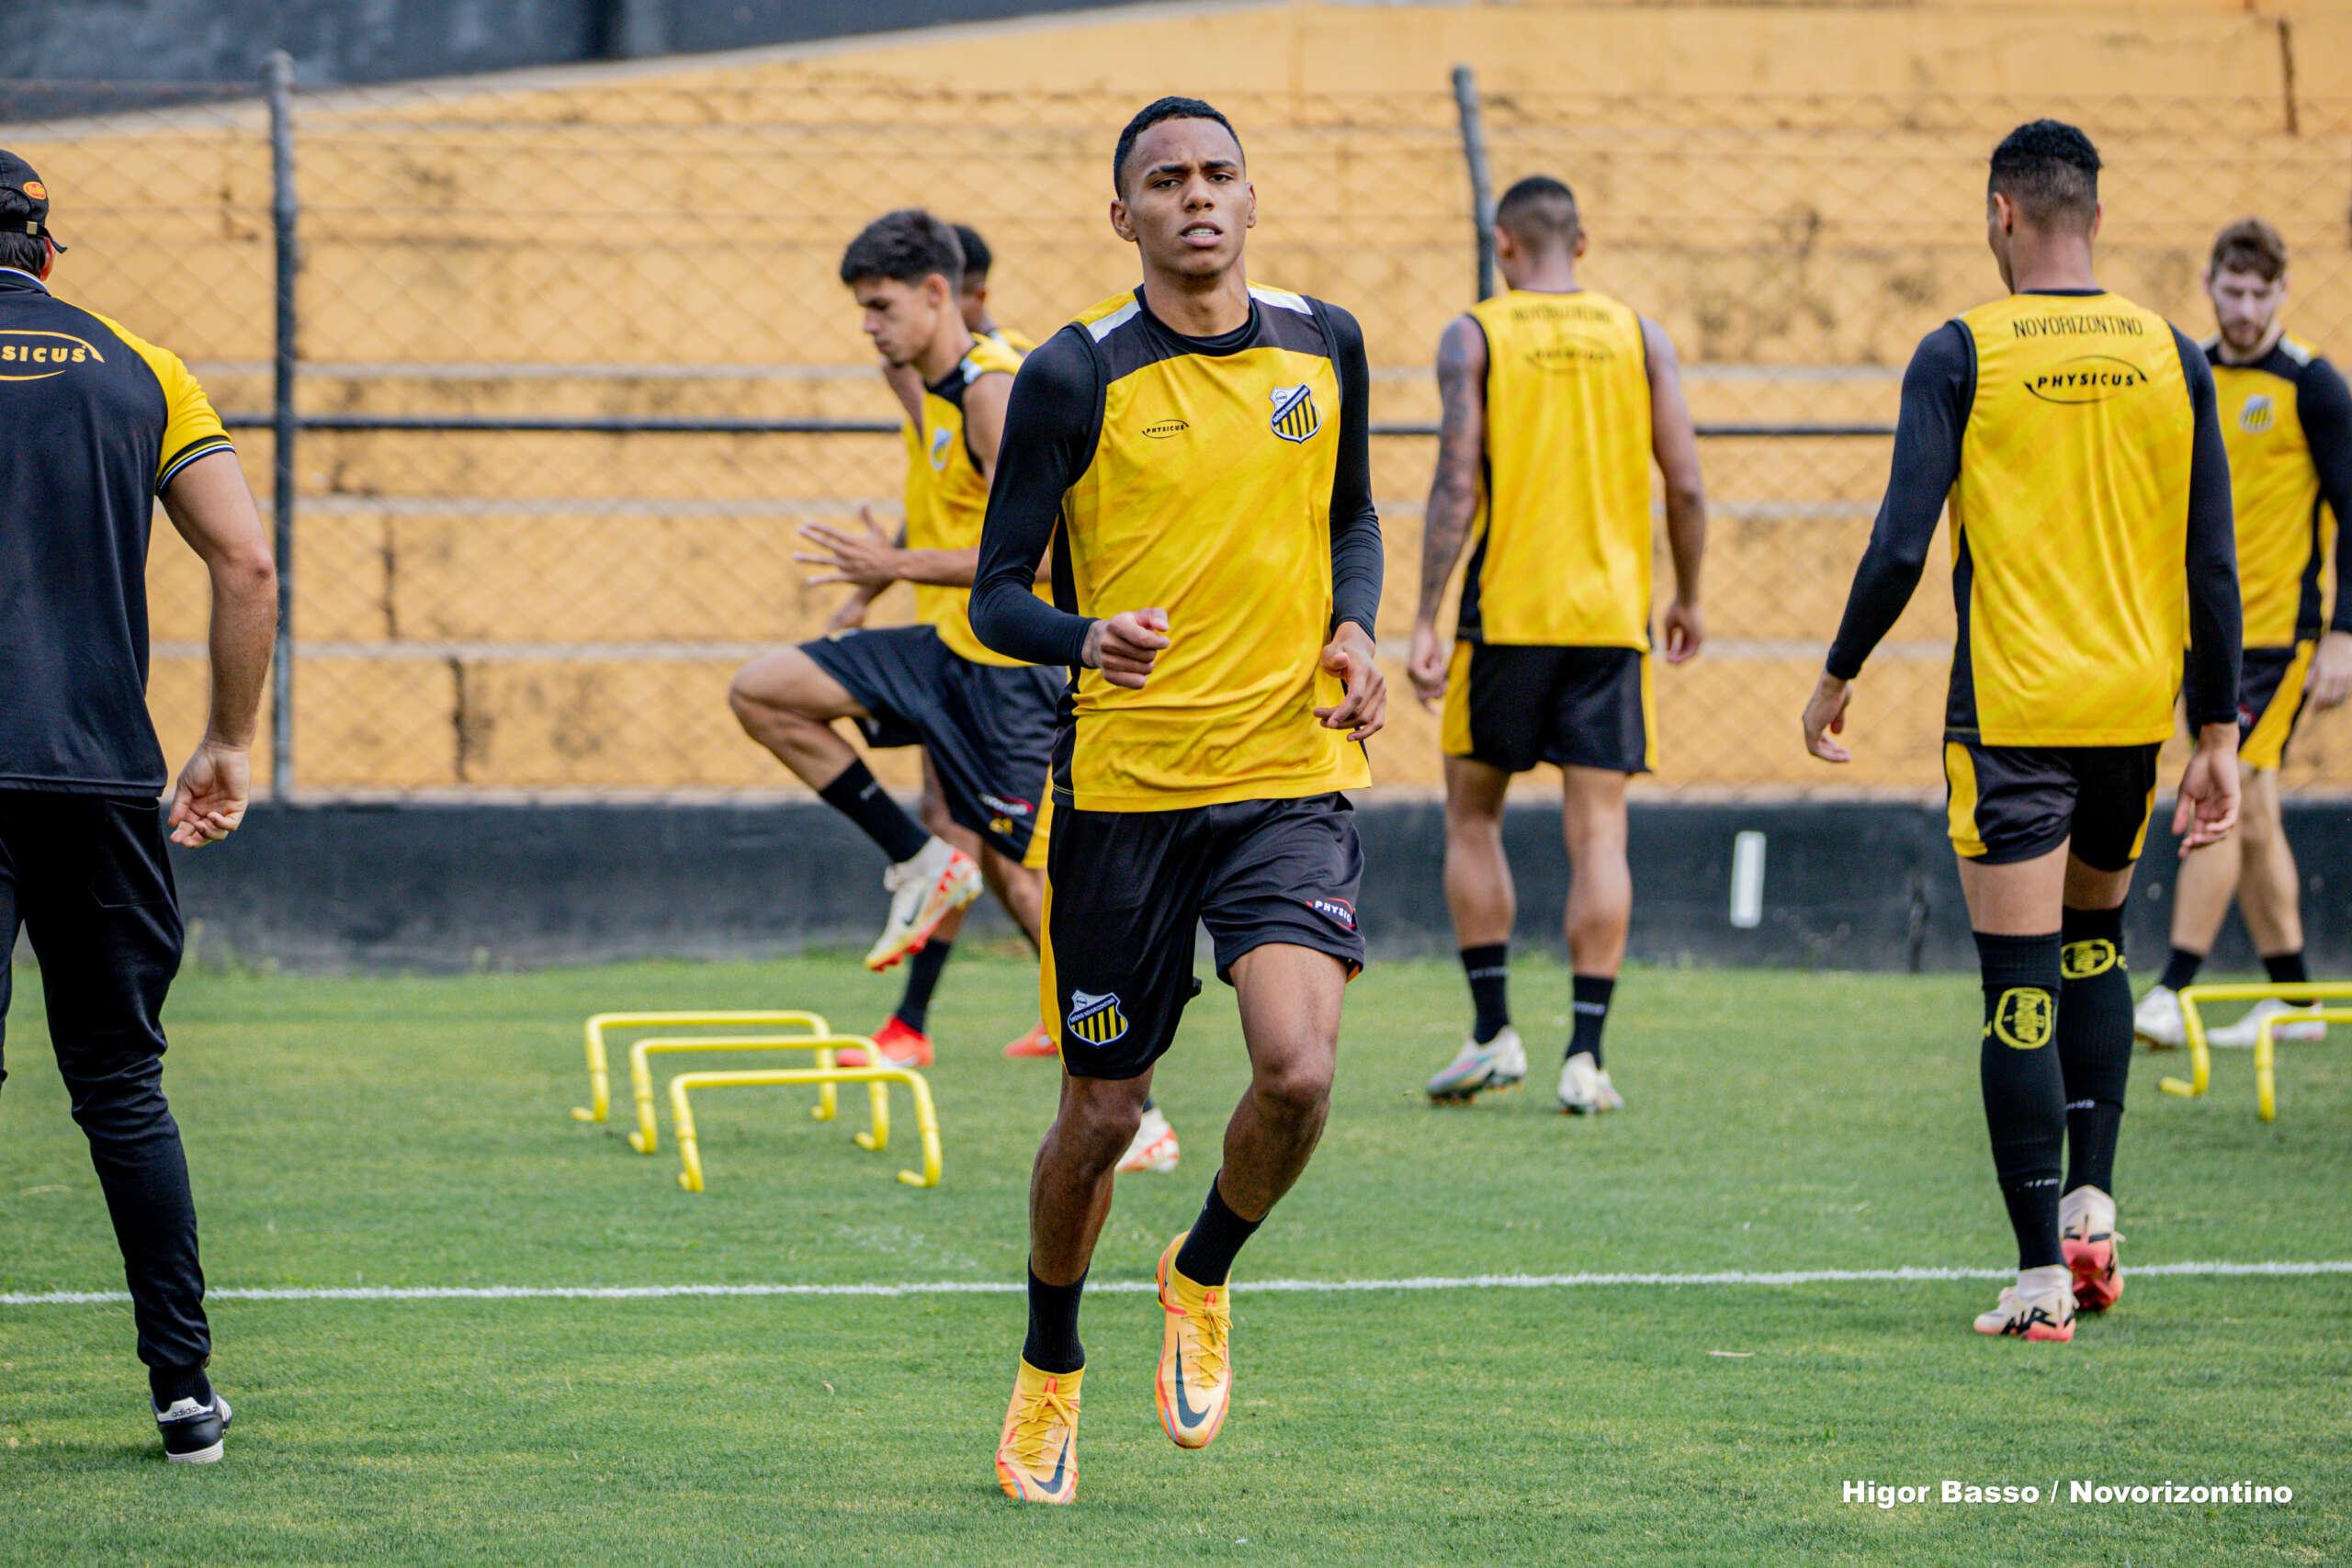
2173, 331, 2244, 849
2299, 355, 2352, 709
1316, 302, 1386, 742
970, 332, 1167, 686
1804, 322, 1971, 762
1408, 313, 1486, 707
159, 449, 277, 846
798, 373, 1014, 591
1644, 317, 1708, 664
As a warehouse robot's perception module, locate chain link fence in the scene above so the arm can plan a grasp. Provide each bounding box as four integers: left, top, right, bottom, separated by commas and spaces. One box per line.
8, 69, 2350, 797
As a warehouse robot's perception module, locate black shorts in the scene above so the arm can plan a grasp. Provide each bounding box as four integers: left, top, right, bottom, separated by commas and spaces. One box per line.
1942, 740, 2161, 870
802, 625, 1060, 863
2233, 641, 2316, 772
1041, 793, 1365, 1079
1440, 642, 1655, 774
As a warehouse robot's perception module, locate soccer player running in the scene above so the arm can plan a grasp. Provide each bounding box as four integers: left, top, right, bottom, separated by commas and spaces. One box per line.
2133, 218, 2352, 1052
1804, 121, 2241, 1341
0, 152, 277, 1459
1406, 175, 1708, 1114
968, 96, 1384, 1502
729, 210, 1050, 1057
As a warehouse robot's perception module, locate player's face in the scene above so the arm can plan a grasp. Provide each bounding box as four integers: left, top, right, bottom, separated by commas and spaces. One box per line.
1112, 118, 1254, 279
2208, 265, 2285, 354
851, 275, 948, 368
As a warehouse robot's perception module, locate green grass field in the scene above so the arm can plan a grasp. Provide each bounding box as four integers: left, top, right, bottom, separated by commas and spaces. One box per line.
3, 950, 2347, 1563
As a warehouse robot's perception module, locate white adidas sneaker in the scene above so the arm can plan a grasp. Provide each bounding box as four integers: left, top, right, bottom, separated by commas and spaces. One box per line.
2132, 985, 2185, 1050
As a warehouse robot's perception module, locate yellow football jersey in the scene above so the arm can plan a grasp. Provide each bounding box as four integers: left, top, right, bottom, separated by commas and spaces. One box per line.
1050, 285, 1372, 810
1459, 288, 1654, 648
1950, 292, 2199, 746
2208, 335, 2341, 646
904, 331, 1026, 665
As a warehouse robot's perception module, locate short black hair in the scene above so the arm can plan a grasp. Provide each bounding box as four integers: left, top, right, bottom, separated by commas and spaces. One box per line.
0, 188, 43, 274
839, 208, 964, 290
1494, 175, 1580, 253
1112, 96, 1242, 196
1988, 119, 2101, 229
951, 223, 992, 283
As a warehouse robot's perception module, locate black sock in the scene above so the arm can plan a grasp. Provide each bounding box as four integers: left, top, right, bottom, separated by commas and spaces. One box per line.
891, 940, 953, 1033
1023, 1266, 1086, 1374
149, 1363, 211, 1407
2058, 907, 2132, 1199
1172, 1171, 1262, 1287
816, 760, 929, 863
2263, 950, 2309, 986
2159, 945, 2206, 994
1461, 943, 1510, 1043
1567, 974, 1615, 1068
1975, 930, 2065, 1270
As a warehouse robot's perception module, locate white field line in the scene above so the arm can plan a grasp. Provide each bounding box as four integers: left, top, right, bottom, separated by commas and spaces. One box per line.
6, 1260, 2348, 1309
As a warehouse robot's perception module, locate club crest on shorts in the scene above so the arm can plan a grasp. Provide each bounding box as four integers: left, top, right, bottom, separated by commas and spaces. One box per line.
1268, 383, 1320, 443
1066, 989, 1128, 1046
1989, 987, 2054, 1050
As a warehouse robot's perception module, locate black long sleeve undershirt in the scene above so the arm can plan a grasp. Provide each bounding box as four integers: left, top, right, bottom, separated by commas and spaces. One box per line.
2299, 355, 2352, 634
1824, 318, 2241, 728
968, 294, 1382, 668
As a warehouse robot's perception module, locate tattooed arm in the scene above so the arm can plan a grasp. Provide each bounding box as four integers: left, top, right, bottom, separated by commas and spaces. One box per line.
1408, 313, 1488, 707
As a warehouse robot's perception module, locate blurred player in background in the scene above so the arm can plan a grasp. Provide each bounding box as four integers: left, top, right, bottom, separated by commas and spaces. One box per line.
1408, 175, 1708, 1115
1805, 121, 2241, 1342
971, 96, 1385, 1502
2135, 218, 2351, 1051
0, 152, 277, 1461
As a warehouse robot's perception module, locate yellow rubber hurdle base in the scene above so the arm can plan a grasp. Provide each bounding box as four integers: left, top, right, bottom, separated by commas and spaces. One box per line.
572, 1010, 827, 1124
2161, 981, 2350, 1122
671, 1064, 942, 1193
628, 1035, 894, 1155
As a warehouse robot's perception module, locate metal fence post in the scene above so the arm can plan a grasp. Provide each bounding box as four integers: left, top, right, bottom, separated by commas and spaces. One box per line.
1451, 64, 1497, 302
266, 51, 298, 795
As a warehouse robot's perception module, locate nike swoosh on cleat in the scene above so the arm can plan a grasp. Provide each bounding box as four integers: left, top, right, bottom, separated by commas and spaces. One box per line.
1170, 1342, 1214, 1430
1040, 1436, 1069, 1495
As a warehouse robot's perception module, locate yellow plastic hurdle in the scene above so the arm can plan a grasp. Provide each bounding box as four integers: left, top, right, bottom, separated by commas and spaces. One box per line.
670, 1064, 943, 1193
572, 1010, 828, 1124
2160, 982, 2352, 1120
627, 1034, 893, 1155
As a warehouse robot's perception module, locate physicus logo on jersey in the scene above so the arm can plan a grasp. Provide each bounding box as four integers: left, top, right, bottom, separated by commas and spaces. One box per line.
1526, 333, 1616, 371
2023, 355, 2149, 405
2240, 393, 2274, 434
927, 423, 955, 470
1140, 418, 1190, 440
1268, 383, 1321, 443
0, 328, 102, 382
1066, 989, 1128, 1046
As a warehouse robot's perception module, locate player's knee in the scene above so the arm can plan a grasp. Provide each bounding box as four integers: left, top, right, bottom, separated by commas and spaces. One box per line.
728, 661, 817, 735
1251, 1055, 1333, 1124
1059, 1087, 1145, 1164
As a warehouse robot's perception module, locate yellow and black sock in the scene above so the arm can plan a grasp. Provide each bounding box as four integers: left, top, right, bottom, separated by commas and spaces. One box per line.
2058, 906, 2132, 1199
1461, 944, 1510, 1043
1975, 930, 2064, 1270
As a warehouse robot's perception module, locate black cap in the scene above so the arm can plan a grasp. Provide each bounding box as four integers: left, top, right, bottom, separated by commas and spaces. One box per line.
0, 150, 65, 253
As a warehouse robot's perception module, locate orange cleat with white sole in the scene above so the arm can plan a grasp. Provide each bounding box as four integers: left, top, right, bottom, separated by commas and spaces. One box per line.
1154, 1233, 1233, 1450
1118, 1106, 1181, 1174
837, 1016, 933, 1070
995, 1359, 1082, 1504
1001, 1022, 1057, 1059
865, 840, 982, 973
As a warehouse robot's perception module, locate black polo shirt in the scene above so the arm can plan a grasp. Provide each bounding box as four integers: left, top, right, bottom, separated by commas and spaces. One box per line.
0, 268, 233, 793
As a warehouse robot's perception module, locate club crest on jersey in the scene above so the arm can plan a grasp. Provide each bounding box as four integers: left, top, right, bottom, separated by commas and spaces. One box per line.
1066, 989, 1128, 1046
1269, 383, 1320, 443
927, 423, 955, 470
1989, 987, 2054, 1050
2241, 393, 2273, 434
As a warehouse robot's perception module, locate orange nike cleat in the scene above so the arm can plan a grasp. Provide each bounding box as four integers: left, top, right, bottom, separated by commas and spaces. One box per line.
1001, 1022, 1057, 1059
837, 1016, 933, 1070
996, 1359, 1082, 1504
